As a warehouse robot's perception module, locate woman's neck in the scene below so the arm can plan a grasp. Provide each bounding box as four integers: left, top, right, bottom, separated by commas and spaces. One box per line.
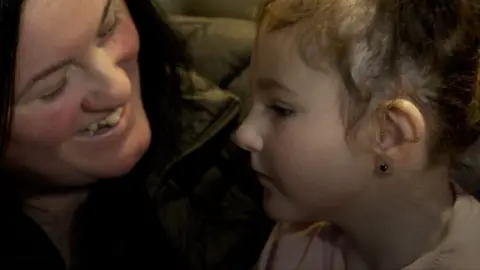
335, 168, 454, 270
24, 190, 89, 267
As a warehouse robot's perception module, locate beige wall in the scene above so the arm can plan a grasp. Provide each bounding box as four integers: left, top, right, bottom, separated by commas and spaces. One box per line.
188, 0, 260, 20
155, 0, 261, 20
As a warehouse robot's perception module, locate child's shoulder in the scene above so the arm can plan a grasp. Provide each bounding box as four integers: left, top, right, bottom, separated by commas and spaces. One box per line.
404, 194, 480, 269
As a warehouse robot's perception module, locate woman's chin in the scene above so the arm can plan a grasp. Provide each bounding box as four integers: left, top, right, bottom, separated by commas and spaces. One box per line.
98, 160, 139, 179
97, 146, 150, 179
88, 142, 150, 181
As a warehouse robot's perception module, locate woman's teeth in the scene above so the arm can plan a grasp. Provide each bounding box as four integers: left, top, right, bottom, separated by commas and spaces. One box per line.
81, 107, 124, 136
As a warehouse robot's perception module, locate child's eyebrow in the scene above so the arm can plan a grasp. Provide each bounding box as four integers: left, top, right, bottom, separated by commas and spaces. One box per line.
98, 0, 114, 31
256, 77, 298, 96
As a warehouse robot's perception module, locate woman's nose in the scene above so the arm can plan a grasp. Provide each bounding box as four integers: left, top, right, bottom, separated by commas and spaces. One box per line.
81, 48, 132, 111
234, 123, 263, 153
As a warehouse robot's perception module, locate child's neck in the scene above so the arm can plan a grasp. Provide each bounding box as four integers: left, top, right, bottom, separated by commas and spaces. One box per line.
335, 167, 454, 270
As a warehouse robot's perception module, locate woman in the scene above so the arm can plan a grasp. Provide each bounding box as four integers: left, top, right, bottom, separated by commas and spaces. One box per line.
0, 0, 272, 269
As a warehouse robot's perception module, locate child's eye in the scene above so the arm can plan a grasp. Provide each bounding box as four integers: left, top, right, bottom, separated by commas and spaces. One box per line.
268, 104, 295, 118
98, 13, 120, 40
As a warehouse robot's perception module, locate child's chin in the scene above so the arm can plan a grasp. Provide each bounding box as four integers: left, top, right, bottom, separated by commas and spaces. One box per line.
263, 192, 302, 222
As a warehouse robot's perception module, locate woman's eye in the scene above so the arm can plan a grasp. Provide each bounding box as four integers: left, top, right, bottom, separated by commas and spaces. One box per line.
268, 104, 294, 117
40, 78, 68, 101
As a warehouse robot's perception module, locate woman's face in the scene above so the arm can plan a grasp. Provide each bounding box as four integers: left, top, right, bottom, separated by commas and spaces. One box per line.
6, 0, 151, 186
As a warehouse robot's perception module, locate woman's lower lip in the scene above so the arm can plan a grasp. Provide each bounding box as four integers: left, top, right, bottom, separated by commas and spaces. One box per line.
74, 105, 129, 142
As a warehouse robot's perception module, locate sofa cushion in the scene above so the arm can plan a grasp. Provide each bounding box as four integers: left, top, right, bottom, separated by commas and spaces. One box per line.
171, 16, 255, 89
187, 0, 260, 20
153, 0, 190, 14
155, 0, 261, 20
453, 140, 480, 195
227, 67, 252, 121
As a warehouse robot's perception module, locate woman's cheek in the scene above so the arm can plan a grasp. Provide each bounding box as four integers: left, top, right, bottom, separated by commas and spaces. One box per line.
12, 103, 80, 146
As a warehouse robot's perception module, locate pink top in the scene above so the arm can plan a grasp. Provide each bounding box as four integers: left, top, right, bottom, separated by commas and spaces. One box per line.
257, 222, 345, 270
257, 193, 480, 270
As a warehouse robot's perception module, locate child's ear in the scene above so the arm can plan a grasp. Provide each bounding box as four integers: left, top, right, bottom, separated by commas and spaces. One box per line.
373, 99, 426, 162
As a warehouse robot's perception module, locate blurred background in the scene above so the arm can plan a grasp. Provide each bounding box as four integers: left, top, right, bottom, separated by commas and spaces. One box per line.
154, 0, 260, 19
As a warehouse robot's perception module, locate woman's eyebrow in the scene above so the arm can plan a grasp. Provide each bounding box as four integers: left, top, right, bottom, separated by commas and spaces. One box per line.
21, 58, 75, 96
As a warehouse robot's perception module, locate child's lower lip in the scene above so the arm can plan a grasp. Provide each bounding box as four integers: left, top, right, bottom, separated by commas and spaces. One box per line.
257, 172, 275, 186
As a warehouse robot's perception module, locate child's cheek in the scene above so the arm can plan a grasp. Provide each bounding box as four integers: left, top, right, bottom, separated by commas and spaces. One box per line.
12, 102, 80, 147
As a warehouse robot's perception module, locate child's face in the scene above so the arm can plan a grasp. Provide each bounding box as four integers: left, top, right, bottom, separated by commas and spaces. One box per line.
236, 25, 375, 222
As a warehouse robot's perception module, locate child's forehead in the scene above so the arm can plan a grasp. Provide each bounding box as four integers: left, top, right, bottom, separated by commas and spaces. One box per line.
255, 19, 335, 74
256, 12, 315, 56
255, 26, 303, 69
253, 26, 340, 93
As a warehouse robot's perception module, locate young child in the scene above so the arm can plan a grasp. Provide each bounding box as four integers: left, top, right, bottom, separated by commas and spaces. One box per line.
235, 0, 480, 269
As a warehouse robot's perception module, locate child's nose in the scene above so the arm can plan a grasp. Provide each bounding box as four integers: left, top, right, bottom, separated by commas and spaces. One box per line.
234, 123, 263, 153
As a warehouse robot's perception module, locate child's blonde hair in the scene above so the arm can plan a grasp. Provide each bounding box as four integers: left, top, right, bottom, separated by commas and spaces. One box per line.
257, 0, 480, 162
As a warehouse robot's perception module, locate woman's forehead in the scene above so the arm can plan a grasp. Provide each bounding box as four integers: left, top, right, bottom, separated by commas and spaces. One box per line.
20, 0, 106, 45
15, 0, 111, 94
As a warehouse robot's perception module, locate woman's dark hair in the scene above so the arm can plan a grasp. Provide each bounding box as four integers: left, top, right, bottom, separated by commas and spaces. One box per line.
0, 0, 21, 157
126, 0, 188, 171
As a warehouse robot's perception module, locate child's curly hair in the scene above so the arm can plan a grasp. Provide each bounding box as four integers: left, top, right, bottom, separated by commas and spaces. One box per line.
258, 0, 480, 163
